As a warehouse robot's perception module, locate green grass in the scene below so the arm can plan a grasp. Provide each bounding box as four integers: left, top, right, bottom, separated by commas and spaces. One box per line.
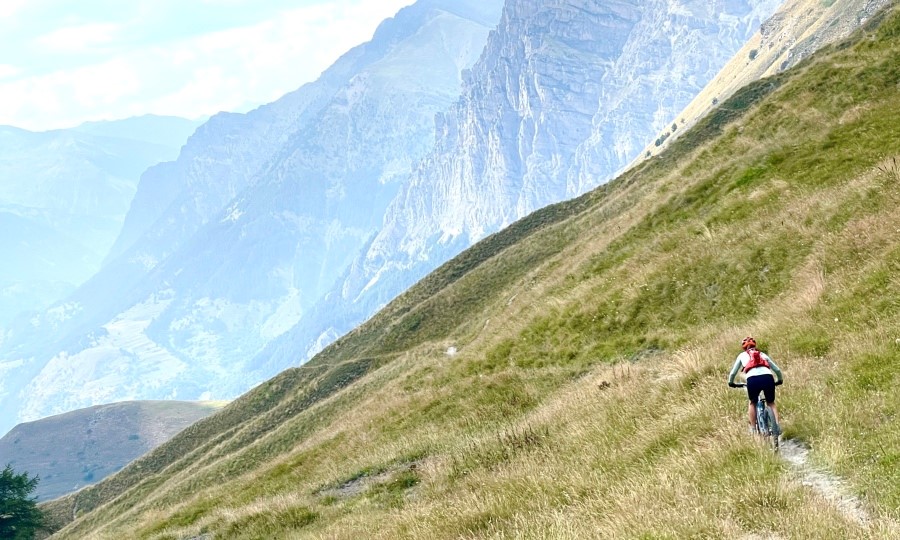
217, 506, 318, 539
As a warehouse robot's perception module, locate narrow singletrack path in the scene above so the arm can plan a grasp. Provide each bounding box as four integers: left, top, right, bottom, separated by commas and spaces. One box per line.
779, 439, 871, 526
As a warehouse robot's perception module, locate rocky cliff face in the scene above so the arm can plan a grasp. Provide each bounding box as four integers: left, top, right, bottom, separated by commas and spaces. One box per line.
640, 0, 893, 159
0, 0, 504, 435
568, 0, 781, 193
263, 0, 783, 366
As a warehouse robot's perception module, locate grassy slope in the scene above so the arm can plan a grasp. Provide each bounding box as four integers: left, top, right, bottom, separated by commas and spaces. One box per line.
44, 5, 900, 539
0, 401, 223, 502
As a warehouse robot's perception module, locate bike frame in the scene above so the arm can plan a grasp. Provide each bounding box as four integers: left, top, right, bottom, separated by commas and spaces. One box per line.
756, 392, 771, 435
733, 384, 780, 451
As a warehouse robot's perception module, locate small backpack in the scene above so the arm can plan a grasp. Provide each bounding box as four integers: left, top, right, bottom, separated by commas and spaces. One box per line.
743, 348, 770, 372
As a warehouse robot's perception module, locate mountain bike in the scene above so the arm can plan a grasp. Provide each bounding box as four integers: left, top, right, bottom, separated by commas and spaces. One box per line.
733, 382, 782, 451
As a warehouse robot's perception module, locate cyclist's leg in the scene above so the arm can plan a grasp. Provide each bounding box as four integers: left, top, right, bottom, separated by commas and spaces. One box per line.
761, 376, 778, 420
761, 376, 781, 434
746, 377, 762, 432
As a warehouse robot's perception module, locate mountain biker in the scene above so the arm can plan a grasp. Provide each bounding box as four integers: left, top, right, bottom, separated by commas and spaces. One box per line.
727, 336, 784, 434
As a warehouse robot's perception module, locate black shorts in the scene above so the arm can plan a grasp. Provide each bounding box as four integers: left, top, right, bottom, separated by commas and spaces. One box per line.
746, 374, 776, 404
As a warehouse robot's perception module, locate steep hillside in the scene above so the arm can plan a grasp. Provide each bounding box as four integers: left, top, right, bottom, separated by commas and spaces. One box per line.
43, 4, 900, 539
0, 401, 222, 502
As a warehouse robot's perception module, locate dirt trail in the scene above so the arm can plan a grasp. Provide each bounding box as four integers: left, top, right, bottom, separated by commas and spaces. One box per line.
779, 439, 871, 526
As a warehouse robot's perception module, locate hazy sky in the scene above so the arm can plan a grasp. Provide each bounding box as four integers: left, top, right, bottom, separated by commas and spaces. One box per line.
0, 0, 416, 131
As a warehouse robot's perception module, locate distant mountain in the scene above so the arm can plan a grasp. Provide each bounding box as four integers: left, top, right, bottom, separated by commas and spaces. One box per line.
73, 115, 203, 149
0, 213, 96, 327
0, 212, 97, 284
103, 0, 504, 267
0, 117, 198, 324
0, 400, 222, 501
0, 0, 505, 435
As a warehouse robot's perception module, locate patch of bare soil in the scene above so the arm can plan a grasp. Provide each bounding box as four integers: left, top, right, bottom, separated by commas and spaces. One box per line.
315, 461, 421, 500
317, 470, 395, 499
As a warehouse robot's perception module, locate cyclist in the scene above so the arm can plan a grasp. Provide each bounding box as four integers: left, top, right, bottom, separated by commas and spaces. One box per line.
727, 336, 784, 434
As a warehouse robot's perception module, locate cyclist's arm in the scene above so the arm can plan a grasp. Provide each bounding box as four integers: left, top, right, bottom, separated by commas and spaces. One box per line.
727, 357, 743, 385
765, 354, 784, 383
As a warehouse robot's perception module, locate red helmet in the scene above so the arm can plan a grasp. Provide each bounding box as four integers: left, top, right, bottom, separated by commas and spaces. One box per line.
741, 336, 757, 350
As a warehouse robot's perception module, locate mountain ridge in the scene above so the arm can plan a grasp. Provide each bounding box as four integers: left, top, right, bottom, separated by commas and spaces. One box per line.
71, 115, 202, 150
